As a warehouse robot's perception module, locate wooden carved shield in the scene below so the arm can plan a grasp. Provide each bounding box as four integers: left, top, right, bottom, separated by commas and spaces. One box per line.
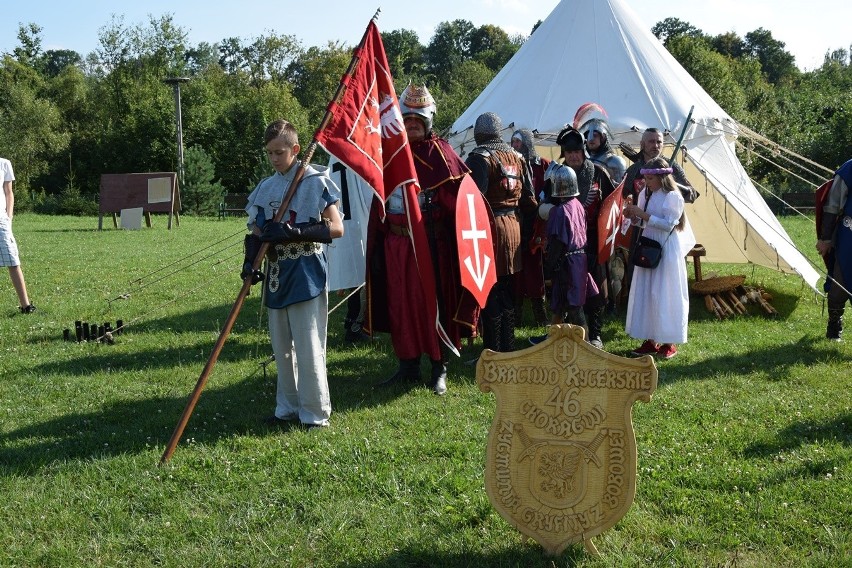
476, 325, 658, 556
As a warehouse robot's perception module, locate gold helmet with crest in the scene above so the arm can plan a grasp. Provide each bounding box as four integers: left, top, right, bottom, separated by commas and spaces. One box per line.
399, 83, 436, 133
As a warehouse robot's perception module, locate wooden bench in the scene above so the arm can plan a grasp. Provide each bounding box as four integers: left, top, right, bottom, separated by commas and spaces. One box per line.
782, 191, 816, 215
219, 193, 247, 219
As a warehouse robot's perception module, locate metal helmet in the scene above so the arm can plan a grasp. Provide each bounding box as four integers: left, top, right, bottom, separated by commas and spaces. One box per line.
579, 117, 612, 145
474, 112, 503, 144
604, 154, 627, 183
549, 163, 579, 199
399, 83, 436, 133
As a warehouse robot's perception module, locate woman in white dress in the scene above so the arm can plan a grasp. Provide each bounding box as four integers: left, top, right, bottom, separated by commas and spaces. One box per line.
622, 158, 696, 359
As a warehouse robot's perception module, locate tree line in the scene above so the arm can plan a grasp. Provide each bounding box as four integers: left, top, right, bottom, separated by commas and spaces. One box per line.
0, 13, 849, 216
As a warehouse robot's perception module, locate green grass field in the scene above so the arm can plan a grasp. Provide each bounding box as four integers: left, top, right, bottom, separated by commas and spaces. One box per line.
0, 213, 848, 567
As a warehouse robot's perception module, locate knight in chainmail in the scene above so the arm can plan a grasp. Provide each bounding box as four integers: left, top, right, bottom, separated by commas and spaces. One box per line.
556, 127, 617, 349
465, 112, 534, 353
511, 128, 549, 327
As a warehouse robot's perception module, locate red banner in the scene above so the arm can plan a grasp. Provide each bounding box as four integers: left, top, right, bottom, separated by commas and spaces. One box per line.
316, 20, 453, 352
597, 181, 625, 264
316, 21, 415, 206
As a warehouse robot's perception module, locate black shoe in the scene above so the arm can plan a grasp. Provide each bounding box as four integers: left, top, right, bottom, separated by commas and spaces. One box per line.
263, 414, 298, 427
344, 329, 372, 345
378, 358, 421, 387
826, 311, 843, 342
378, 369, 421, 386
19, 304, 36, 314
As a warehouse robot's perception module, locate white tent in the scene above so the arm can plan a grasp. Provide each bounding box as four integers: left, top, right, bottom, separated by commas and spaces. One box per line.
448, 0, 821, 291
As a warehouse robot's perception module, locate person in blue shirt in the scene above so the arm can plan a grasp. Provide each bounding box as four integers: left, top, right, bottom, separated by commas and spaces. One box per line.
243, 120, 344, 429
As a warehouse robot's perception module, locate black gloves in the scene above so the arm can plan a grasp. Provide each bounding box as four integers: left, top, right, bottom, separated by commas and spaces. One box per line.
241, 234, 264, 284
260, 220, 332, 244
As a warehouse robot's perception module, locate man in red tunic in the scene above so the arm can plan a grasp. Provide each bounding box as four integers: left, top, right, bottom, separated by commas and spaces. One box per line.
366, 84, 478, 394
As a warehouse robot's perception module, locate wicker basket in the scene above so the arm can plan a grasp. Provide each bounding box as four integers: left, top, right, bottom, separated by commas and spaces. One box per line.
691, 275, 746, 295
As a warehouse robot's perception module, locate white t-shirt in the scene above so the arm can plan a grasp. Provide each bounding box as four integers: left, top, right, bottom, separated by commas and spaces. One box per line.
0, 158, 14, 219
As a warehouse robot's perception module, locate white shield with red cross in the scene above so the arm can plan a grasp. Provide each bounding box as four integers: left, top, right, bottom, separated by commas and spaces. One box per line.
456, 176, 497, 307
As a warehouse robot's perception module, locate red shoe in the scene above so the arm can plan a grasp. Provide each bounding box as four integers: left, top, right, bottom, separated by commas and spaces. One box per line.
631, 340, 659, 356
657, 343, 677, 359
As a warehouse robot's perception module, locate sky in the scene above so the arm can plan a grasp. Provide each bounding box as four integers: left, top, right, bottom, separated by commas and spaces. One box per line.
0, 0, 848, 71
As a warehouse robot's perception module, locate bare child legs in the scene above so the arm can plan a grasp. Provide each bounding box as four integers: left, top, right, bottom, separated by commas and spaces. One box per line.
8, 265, 34, 311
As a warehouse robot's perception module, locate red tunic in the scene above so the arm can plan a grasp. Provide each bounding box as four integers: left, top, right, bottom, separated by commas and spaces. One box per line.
365, 134, 478, 358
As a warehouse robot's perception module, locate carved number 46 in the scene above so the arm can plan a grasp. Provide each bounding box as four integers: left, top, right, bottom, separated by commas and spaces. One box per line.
545, 387, 581, 417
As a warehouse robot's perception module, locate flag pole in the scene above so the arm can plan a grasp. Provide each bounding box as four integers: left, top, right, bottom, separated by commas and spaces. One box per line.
160, 9, 382, 465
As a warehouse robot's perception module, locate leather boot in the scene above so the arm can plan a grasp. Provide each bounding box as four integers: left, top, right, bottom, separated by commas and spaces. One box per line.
429, 358, 448, 395
585, 305, 605, 348
531, 296, 548, 327
481, 313, 501, 352
499, 307, 516, 352
512, 296, 524, 327
827, 308, 844, 341
379, 357, 421, 386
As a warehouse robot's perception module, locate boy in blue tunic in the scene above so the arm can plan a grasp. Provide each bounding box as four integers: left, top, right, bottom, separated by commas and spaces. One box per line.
243, 120, 344, 428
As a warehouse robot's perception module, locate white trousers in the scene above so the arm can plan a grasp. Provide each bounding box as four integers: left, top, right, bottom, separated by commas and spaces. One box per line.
267, 291, 331, 426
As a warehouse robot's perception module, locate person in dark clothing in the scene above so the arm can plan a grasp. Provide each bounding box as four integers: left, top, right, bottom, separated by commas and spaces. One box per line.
465, 112, 534, 353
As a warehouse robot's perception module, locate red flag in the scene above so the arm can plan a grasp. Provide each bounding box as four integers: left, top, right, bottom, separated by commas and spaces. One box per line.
597, 181, 625, 264
316, 20, 454, 353
316, 21, 414, 207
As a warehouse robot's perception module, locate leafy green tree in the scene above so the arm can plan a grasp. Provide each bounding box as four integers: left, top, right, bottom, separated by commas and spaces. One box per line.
784, 59, 852, 169
0, 82, 69, 193
206, 79, 309, 192
823, 47, 850, 67
743, 28, 797, 84
469, 24, 521, 71
12, 23, 43, 67
218, 37, 246, 75
425, 20, 475, 81
181, 146, 224, 215
244, 33, 303, 85
287, 42, 351, 126
666, 35, 747, 118
185, 42, 219, 75
40, 49, 83, 78
382, 29, 424, 80
40, 64, 93, 192
651, 17, 704, 47
431, 59, 495, 135
710, 32, 746, 59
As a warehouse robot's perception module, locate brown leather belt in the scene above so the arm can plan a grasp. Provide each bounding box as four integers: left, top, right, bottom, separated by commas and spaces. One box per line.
389, 224, 410, 236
